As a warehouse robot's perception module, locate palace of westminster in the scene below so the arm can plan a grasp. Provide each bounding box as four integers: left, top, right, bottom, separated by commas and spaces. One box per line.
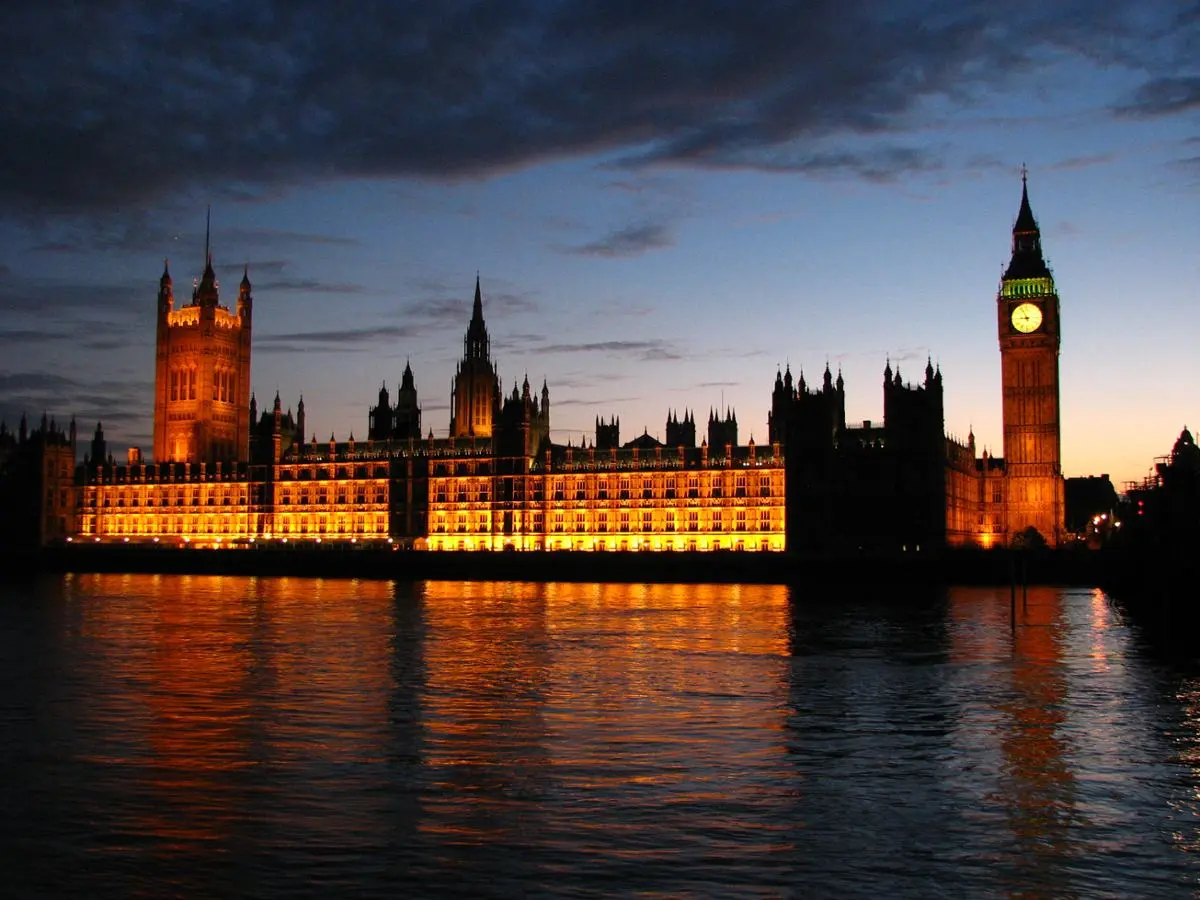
1, 181, 1067, 552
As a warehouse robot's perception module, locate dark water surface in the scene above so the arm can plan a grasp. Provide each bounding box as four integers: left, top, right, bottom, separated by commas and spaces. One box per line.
1, 575, 1198, 897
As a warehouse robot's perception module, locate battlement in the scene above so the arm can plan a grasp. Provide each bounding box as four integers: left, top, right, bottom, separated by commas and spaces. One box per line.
165, 305, 243, 329
167, 307, 200, 327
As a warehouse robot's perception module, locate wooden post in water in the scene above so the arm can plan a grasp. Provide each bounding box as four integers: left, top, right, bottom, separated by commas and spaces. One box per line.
1022, 553, 1028, 610
1009, 552, 1017, 630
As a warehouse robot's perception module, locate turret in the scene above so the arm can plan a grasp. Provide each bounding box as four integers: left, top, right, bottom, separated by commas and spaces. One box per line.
250, 392, 257, 426
158, 259, 174, 314
237, 265, 253, 321
90, 421, 105, 467
297, 395, 306, 445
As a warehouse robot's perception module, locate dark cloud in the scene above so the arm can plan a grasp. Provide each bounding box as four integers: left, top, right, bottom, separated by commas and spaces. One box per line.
381, 279, 540, 325
216, 260, 289, 277
564, 223, 675, 258
1116, 76, 1200, 118
0, 370, 152, 450
534, 339, 682, 362
0, 372, 79, 393
621, 144, 943, 182
487, 290, 541, 314
0, 328, 65, 345
1045, 153, 1117, 172
216, 228, 360, 248
0, 279, 142, 314
551, 395, 645, 409
256, 324, 420, 346
254, 279, 371, 295
0, 1, 1190, 214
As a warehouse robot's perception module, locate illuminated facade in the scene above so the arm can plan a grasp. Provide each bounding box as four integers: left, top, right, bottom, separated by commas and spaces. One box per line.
425, 442, 785, 552
152, 222, 253, 465
77, 437, 427, 547
79, 461, 259, 547
67, 182, 1067, 553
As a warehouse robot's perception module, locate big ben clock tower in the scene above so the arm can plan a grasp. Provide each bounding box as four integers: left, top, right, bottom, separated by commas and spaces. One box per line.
998, 172, 1064, 546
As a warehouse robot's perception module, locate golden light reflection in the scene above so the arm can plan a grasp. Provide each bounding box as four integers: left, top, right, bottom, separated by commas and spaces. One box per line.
1088, 587, 1113, 668
67, 574, 396, 861
949, 587, 1075, 888
416, 581, 793, 846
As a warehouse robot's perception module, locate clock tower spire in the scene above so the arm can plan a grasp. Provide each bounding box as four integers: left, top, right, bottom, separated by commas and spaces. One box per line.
997, 173, 1064, 546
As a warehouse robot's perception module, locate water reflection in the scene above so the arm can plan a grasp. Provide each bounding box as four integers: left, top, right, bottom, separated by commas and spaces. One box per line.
1, 575, 1198, 897
947, 588, 1077, 896
414, 581, 794, 892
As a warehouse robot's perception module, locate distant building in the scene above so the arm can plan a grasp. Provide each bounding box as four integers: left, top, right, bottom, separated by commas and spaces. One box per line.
1065, 475, 1118, 534
1120, 427, 1200, 549
0, 414, 77, 548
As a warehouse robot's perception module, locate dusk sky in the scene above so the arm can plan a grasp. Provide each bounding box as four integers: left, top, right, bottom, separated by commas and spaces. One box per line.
1, 2, 1197, 488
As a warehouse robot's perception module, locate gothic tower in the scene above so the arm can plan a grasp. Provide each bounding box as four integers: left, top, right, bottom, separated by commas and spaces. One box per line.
449, 276, 500, 438
997, 174, 1064, 546
152, 216, 253, 464
394, 360, 422, 440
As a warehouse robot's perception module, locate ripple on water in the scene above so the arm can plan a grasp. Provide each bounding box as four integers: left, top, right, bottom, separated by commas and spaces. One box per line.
0, 576, 1197, 897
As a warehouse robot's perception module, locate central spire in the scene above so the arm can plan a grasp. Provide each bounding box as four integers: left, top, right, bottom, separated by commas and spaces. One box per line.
464, 274, 490, 361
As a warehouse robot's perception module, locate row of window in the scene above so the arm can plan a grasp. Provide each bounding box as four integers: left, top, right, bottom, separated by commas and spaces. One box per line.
82, 514, 388, 536
277, 491, 386, 505
94, 496, 246, 507
432, 473, 776, 491
433, 510, 779, 533
277, 467, 390, 480
430, 538, 779, 552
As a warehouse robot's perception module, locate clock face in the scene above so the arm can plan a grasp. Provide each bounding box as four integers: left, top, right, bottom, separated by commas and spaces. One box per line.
1011, 302, 1043, 334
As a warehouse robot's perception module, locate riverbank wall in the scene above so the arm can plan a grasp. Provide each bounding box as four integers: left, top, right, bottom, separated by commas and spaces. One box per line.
15, 544, 1109, 587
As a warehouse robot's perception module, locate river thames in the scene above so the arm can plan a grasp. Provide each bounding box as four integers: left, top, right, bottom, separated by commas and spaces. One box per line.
1, 574, 1197, 897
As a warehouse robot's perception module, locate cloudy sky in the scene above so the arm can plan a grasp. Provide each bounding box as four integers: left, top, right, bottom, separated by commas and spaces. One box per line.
1, 1, 1197, 487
